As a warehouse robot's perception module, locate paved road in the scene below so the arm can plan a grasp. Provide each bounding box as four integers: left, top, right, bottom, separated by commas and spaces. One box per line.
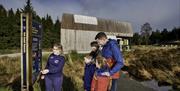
117, 78, 156, 91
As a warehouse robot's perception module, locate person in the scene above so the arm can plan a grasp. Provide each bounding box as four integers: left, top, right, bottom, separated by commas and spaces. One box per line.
32, 51, 40, 83
95, 32, 124, 91
91, 55, 112, 91
41, 43, 65, 91
84, 41, 100, 91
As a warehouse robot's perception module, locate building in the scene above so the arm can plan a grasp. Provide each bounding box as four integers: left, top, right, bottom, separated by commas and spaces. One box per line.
61, 13, 133, 53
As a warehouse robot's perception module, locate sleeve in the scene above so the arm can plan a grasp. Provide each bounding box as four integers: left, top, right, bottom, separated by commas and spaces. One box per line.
48, 56, 65, 74
109, 44, 124, 76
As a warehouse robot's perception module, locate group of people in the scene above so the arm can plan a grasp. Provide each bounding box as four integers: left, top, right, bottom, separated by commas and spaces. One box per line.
40, 32, 124, 91
83, 32, 124, 91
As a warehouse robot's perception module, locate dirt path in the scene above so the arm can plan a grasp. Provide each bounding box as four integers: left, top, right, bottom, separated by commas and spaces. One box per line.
0, 52, 51, 58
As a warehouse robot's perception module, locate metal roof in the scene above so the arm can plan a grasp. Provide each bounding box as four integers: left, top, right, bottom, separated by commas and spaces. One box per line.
61, 13, 133, 37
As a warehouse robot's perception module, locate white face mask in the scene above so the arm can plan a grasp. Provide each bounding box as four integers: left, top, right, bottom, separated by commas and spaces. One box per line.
99, 46, 103, 51
53, 46, 61, 55
91, 47, 97, 52
53, 51, 60, 55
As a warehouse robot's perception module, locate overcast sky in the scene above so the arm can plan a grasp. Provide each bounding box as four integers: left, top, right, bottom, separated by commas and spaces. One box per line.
0, 0, 180, 32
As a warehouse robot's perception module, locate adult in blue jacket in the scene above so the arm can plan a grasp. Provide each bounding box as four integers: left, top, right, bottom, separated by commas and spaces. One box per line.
95, 32, 124, 91
41, 43, 65, 91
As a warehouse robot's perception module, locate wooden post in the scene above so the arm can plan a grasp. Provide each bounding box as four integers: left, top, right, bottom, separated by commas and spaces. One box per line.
21, 13, 33, 91
21, 13, 27, 91
27, 13, 33, 91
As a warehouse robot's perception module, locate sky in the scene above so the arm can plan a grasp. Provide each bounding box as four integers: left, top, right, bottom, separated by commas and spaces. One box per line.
0, 0, 180, 32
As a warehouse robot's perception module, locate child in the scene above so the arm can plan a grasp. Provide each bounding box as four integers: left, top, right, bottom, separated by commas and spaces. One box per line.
91, 57, 115, 91
41, 43, 65, 91
84, 41, 100, 91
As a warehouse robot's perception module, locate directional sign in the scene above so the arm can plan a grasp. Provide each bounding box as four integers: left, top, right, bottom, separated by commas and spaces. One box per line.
32, 21, 42, 84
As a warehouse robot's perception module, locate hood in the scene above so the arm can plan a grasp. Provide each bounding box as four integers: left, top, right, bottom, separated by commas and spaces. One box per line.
106, 39, 118, 46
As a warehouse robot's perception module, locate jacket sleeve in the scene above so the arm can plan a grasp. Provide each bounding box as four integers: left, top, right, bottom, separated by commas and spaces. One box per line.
48, 56, 65, 74
109, 44, 124, 76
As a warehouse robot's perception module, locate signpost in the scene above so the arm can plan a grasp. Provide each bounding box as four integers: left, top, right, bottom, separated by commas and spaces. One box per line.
32, 21, 42, 84
21, 13, 42, 91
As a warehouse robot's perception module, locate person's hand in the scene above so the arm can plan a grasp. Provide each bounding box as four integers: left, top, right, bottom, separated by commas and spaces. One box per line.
41, 69, 49, 74
101, 72, 110, 76
84, 57, 91, 64
96, 61, 100, 69
41, 75, 45, 79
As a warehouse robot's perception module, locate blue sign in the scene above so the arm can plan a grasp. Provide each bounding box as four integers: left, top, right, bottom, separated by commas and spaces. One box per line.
22, 16, 27, 87
32, 21, 42, 84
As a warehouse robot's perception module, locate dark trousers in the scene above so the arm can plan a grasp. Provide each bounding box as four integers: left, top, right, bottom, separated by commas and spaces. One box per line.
110, 79, 118, 91
45, 76, 63, 91
84, 64, 96, 91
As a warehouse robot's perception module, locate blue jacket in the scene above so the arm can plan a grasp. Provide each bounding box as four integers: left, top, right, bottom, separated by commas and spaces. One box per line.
101, 39, 124, 76
84, 63, 96, 91
45, 53, 65, 77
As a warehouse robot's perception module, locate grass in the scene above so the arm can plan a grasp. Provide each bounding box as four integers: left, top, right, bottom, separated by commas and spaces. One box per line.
0, 56, 20, 86
0, 46, 180, 90
0, 87, 12, 91
0, 50, 85, 91
124, 46, 180, 86
0, 49, 20, 55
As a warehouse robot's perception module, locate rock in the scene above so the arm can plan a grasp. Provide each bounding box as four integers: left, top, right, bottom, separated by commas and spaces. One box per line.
138, 69, 152, 80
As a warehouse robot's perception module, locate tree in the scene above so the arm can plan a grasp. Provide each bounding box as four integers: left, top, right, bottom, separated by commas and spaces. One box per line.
41, 15, 54, 48
8, 8, 14, 17
161, 28, 169, 42
140, 22, 152, 45
53, 19, 61, 43
171, 27, 179, 41
23, 0, 33, 13
149, 29, 161, 44
0, 3, 62, 49
22, 0, 37, 19
132, 33, 142, 45
0, 4, 7, 17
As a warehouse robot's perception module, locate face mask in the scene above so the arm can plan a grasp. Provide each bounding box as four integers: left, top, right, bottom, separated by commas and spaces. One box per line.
53, 51, 60, 55
99, 46, 103, 51
53, 46, 61, 55
91, 47, 97, 51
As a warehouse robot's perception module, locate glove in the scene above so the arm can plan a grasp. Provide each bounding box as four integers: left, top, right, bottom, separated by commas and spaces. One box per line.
101, 72, 110, 76
41, 69, 49, 74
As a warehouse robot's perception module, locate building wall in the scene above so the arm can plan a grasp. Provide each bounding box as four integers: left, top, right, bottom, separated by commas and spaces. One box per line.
61, 29, 98, 53
61, 29, 131, 53
61, 29, 76, 51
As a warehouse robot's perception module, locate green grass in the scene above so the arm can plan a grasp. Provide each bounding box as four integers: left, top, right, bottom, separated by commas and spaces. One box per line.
0, 87, 12, 91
